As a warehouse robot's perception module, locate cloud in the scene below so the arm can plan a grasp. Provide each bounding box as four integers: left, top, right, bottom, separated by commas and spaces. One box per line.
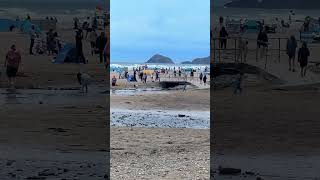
111, 0, 209, 62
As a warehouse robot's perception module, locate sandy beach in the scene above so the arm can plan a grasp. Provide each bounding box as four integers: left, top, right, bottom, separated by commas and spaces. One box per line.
211, 9, 320, 179
0, 8, 109, 179
110, 72, 210, 179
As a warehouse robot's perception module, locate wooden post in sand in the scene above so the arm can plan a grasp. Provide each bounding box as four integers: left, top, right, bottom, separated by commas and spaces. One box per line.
213, 39, 216, 64
234, 38, 237, 63
265, 47, 268, 70
278, 38, 281, 63
256, 44, 258, 62
218, 39, 221, 63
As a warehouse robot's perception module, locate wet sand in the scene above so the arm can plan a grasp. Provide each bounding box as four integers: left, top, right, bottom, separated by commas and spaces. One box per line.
111, 86, 210, 179
0, 20, 109, 178
0, 88, 108, 179
212, 85, 320, 179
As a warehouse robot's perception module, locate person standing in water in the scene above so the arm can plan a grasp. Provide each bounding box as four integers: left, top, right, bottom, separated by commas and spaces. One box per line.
5, 45, 21, 88
286, 35, 297, 72
298, 42, 310, 77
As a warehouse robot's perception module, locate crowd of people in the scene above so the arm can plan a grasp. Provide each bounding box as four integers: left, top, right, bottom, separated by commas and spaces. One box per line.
214, 16, 311, 78
111, 66, 209, 88
3, 13, 109, 90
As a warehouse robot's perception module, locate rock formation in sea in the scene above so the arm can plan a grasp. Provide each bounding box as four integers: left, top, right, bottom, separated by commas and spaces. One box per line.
146, 54, 175, 64
181, 56, 210, 64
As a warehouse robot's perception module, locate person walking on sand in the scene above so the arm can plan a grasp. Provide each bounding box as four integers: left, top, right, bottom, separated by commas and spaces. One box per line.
88, 29, 98, 56
286, 35, 298, 72
190, 70, 194, 82
219, 26, 228, 49
29, 25, 36, 55
143, 73, 147, 83
75, 29, 86, 64
298, 42, 310, 77
257, 27, 268, 60
96, 32, 107, 63
199, 72, 203, 84
203, 74, 207, 85
5, 45, 21, 88
237, 35, 248, 62
77, 72, 91, 93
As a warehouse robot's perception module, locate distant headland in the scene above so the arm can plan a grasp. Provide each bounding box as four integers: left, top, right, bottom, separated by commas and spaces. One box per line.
225, 0, 320, 9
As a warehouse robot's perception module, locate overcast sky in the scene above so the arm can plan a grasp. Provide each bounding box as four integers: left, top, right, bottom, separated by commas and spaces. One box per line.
110, 0, 210, 63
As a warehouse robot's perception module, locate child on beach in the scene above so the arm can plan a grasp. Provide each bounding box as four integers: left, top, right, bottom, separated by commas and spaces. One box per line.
77, 72, 91, 93
298, 42, 310, 77
233, 72, 244, 95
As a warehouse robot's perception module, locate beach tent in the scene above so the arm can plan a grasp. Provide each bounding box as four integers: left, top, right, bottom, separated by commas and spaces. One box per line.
20, 20, 41, 34
0, 19, 20, 32
184, 67, 194, 72
111, 67, 125, 73
53, 43, 82, 63
143, 70, 154, 75
244, 20, 259, 33
127, 75, 136, 82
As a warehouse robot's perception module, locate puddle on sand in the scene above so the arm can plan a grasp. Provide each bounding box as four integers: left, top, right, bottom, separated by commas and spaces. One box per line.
0, 88, 102, 105
111, 88, 170, 96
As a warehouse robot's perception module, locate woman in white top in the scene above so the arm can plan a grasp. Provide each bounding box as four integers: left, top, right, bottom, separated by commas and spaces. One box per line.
88, 29, 98, 56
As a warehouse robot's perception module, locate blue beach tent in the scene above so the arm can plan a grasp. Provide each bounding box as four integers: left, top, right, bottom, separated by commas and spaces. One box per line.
21, 20, 41, 33
53, 43, 82, 63
0, 19, 20, 32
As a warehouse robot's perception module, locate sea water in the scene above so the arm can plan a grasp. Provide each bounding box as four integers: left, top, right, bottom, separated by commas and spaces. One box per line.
110, 62, 210, 72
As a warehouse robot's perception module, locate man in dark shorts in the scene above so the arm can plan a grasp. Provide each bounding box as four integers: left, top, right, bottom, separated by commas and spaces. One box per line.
298, 42, 310, 77
257, 27, 268, 60
96, 32, 107, 64
286, 35, 297, 72
4, 45, 21, 88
